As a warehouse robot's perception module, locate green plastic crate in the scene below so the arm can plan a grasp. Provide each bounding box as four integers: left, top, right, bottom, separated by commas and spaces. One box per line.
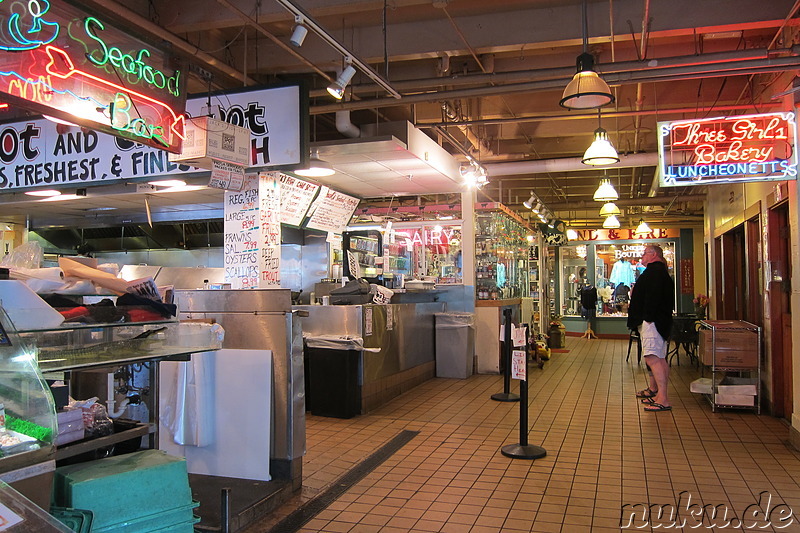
50, 506, 94, 533
52, 450, 193, 530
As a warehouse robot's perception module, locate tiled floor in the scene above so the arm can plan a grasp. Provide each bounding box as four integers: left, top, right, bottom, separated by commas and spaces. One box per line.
246, 336, 800, 532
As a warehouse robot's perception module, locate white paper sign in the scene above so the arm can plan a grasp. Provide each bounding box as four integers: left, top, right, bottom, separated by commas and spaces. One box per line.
347, 250, 361, 280
513, 325, 528, 347
305, 186, 360, 233
279, 174, 320, 226
0, 501, 23, 530
209, 160, 246, 191
511, 350, 527, 380
364, 306, 373, 336
258, 172, 282, 287
223, 174, 260, 288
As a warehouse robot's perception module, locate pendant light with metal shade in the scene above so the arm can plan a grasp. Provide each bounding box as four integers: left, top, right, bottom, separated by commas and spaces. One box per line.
295, 150, 335, 177
583, 111, 620, 166
635, 219, 652, 235
599, 202, 620, 217
559, 0, 614, 109
602, 215, 621, 229
593, 179, 618, 202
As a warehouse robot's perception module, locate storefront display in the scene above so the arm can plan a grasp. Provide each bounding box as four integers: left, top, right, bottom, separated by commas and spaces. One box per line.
558, 231, 679, 319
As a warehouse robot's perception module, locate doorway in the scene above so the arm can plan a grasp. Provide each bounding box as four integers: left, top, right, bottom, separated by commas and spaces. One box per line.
767, 202, 792, 419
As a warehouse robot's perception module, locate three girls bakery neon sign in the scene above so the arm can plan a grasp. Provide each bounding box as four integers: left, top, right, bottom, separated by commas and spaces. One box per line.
0, 1, 187, 153
658, 112, 798, 186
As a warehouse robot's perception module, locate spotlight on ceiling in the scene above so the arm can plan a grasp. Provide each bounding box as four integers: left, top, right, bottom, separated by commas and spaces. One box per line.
327, 64, 357, 100
523, 193, 536, 210
593, 179, 618, 202
290, 17, 308, 47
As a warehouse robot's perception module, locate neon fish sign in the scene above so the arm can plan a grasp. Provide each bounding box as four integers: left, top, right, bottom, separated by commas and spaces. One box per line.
0, 1, 187, 153
659, 112, 798, 187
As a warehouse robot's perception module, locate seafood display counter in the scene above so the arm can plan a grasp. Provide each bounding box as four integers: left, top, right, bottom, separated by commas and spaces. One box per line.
0, 302, 223, 509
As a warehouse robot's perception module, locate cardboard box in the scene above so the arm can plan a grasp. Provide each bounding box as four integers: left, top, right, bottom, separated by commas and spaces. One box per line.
714, 393, 755, 407
168, 116, 250, 169
699, 325, 758, 368
717, 376, 757, 396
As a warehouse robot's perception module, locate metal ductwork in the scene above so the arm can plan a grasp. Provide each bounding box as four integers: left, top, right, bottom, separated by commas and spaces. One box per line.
485, 152, 659, 176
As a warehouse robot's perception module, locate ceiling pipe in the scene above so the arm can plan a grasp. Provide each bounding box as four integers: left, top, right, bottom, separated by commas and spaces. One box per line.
485, 152, 658, 176
311, 52, 800, 113
336, 110, 361, 138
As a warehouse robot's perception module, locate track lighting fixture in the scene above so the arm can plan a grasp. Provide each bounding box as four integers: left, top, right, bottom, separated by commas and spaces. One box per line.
290, 17, 308, 47
523, 193, 536, 210
327, 64, 357, 100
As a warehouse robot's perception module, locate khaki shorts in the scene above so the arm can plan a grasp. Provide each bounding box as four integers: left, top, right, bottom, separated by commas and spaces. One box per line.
639, 321, 667, 359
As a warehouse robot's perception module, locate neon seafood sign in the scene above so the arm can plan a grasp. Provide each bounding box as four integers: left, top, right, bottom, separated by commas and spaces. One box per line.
0, 1, 187, 153
658, 112, 798, 186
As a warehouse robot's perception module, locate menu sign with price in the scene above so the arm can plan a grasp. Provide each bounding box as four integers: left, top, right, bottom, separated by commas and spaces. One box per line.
304, 186, 360, 233
223, 174, 260, 289
259, 172, 282, 287
279, 174, 319, 226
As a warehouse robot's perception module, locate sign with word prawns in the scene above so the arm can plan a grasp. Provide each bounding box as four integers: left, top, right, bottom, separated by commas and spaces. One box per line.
659, 112, 797, 186
0, 1, 187, 152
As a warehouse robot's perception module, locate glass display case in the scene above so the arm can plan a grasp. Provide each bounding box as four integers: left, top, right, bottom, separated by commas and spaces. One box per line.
0, 306, 57, 476
384, 223, 463, 285
343, 230, 382, 283
475, 210, 530, 300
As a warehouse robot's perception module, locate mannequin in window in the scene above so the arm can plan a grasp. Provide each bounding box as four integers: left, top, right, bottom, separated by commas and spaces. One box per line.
580, 283, 598, 339
614, 283, 631, 312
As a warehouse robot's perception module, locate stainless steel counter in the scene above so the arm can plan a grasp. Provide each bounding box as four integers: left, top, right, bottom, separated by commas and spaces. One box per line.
296, 302, 446, 412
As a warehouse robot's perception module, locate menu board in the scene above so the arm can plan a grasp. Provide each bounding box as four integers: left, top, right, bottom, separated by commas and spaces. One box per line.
258, 172, 282, 287
305, 186, 360, 233
223, 174, 260, 289
279, 174, 320, 226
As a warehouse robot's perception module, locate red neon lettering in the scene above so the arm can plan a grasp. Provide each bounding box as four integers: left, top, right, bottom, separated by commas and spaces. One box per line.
730, 117, 787, 141
672, 122, 727, 146
694, 141, 773, 164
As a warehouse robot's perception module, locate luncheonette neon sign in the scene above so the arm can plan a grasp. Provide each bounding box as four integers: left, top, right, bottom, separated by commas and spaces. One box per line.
0, 1, 187, 153
658, 112, 798, 186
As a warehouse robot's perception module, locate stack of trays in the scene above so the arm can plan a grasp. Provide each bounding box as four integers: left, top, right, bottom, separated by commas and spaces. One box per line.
52, 450, 199, 532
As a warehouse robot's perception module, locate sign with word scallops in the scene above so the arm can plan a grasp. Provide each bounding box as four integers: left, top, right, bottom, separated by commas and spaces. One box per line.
658, 112, 797, 186
223, 175, 260, 288
0, 1, 187, 152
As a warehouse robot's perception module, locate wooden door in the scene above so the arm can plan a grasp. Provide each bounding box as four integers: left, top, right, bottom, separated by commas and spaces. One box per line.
767, 202, 792, 419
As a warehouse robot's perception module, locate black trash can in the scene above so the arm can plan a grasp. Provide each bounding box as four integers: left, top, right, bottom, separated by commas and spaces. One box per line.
304, 343, 361, 419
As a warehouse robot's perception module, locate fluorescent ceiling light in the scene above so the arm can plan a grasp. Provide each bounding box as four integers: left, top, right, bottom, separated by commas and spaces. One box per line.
25, 189, 61, 197
149, 179, 187, 188
40, 194, 84, 202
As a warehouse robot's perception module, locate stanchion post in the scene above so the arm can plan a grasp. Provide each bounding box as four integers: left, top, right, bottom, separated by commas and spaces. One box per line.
491, 308, 520, 402
501, 323, 546, 460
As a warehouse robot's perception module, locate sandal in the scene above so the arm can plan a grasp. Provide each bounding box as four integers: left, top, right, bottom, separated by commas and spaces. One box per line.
635, 387, 657, 399
640, 397, 655, 404
644, 402, 672, 412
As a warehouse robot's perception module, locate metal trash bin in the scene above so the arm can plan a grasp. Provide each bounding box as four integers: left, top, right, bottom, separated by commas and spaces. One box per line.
434, 313, 475, 379
303, 335, 365, 418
